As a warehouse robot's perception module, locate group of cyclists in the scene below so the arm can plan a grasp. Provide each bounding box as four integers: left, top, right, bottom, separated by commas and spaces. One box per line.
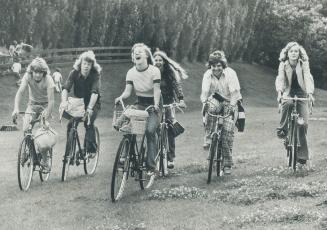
11, 40, 315, 189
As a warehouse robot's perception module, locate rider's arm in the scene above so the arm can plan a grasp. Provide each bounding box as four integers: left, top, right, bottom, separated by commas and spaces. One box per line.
87, 93, 98, 110
153, 82, 161, 107
13, 74, 28, 112
61, 89, 68, 103
118, 84, 133, 100
200, 70, 211, 103
46, 84, 55, 119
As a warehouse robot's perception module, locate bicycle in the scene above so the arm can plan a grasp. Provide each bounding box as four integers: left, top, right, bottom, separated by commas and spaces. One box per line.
156, 103, 184, 177
61, 113, 100, 181
111, 101, 155, 202
203, 97, 234, 184
16, 112, 53, 191
280, 96, 313, 171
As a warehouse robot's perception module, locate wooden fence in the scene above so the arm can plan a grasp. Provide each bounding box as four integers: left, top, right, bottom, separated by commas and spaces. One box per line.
0, 46, 131, 70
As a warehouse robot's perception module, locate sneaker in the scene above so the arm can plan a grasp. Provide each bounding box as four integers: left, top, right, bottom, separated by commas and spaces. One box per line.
119, 124, 132, 133
40, 157, 50, 173
203, 143, 210, 150
277, 129, 287, 139
118, 157, 125, 167
223, 166, 232, 175
297, 159, 307, 165
147, 167, 155, 176
167, 160, 174, 169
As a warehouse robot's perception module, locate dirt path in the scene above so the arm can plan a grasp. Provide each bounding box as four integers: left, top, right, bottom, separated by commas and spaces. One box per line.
1, 106, 327, 230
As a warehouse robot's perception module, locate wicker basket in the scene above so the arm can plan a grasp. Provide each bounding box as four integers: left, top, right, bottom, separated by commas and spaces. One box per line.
129, 116, 148, 135
112, 108, 148, 135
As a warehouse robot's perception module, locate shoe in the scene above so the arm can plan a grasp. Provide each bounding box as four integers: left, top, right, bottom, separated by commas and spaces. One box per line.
40, 157, 50, 173
297, 159, 307, 165
277, 129, 286, 139
203, 143, 210, 150
147, 167, 155, 176
119, 124, 132, 133
118, 157, 125, 167
223, 167, 232, 175
88, 152, 97, 159
167, 160, 174, 169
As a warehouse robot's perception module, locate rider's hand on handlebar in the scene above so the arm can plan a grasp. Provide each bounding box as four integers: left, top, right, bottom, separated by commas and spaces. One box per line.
179, 100, 187, 109
59, 100, 68, 111
114, 97, 122, 105
277, 91, 282, 103
308, 93, 315, 106
12, 109, 18, 124
154, 104, 160, 112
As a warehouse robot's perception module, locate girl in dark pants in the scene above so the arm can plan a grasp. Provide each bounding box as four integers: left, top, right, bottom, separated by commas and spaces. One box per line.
153, 50, 188, 169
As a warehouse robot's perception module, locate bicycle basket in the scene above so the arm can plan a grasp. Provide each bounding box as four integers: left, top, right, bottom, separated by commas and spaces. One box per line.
112, 109, 127, 130
34, 127, 58, 153
124, 108, 149, 135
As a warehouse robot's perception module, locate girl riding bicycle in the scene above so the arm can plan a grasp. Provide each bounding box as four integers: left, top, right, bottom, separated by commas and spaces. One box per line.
114, 43, 161, 175
275, 42, 315, 166
200, 51, 242, 175
153, 50, 188, 169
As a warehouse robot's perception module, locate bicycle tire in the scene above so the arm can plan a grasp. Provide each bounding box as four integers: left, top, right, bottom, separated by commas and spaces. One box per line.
207, 134, 218, 184
17, 136, 34, 191
292, 122, 298, 171
139, 134, 156, 190
39, 149, 53, 182
157, 125, 168, 177
216, 140, 223, 177
84, 126, 100, 175
111, 137, 130, 202
61, 129, 76, 181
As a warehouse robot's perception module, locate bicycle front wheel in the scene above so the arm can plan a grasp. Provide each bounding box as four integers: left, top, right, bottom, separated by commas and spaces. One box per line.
17, 137, 34, 191
159, 126, 168, 176
84, 126, 100, 175
111, 137, 130, 202
292, 122, 298, 171
207, 134, 218, 184
62, 129, 76, 181
39, 149, 53, 182
216, 141, 223, 177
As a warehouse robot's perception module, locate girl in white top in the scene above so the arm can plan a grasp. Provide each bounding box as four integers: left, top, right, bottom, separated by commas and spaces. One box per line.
115, 43, 161, 174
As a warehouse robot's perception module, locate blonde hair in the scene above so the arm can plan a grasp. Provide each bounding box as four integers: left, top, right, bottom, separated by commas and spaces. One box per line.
131, 43, 154, 65
26, 57, 50, 75
153, 50, 188, 81
279, 42, 309, 62
73, 50, 102, 74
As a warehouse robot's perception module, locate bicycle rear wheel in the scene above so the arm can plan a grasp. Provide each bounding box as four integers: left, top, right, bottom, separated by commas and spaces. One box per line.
17, 137, 34, 191
39, 149, 52, 182
157, 126, 168, 177
62, 129, 76, 181
84, 126, 100, 175
207, 134, 218, 184
111, 136, 130, 202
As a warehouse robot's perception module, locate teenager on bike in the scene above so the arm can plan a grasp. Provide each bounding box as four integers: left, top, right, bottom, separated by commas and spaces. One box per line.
12, 57, 55, 170
60, 50, 102, 156
114, 43, 161, 175
200, 51, 242, 175
275, 42, 315, 166
153, 50, 188, 169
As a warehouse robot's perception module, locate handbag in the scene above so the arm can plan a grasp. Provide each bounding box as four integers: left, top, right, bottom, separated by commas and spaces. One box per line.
235, 100, 245, 132
167, 119, 185, 137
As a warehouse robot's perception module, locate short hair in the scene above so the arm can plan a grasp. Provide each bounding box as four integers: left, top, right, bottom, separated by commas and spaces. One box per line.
278, 41, 309, 62
207, 54, 227, 69
73, 50, 102, 74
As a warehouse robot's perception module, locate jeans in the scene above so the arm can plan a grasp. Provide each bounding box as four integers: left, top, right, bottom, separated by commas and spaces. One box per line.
278, 100, 309, 160
134, 104, 161, 169
23, 102, 48, 132
66, 104, 100, 153
165, 107, 176, 162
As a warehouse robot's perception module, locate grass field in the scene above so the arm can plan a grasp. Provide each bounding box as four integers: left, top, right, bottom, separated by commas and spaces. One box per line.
1, 61, 327, 230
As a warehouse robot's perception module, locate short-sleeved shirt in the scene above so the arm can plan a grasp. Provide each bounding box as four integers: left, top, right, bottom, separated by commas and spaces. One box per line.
12, 62, 21, 73
201, 67, 242, 103
63, 69, 101, 107
126, 65, 161, 97
52, 72, 62, 83
21, 73, 55, 104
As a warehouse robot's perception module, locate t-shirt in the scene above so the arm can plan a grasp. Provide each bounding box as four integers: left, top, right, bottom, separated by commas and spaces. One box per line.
12, 62, 21, 73
21, 73, 55, 104
126, 65, 161, 97
52, 71, 62, 83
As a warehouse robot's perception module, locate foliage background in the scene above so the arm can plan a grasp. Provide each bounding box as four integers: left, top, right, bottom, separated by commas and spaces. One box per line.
1, 0, 327, 88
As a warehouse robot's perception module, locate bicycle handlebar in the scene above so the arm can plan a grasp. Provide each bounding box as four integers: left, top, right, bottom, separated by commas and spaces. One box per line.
162, 103, 184, 113
207, 111, 232, 119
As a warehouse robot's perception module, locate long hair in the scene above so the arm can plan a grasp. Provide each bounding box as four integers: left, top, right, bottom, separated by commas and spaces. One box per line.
153, 50, 188, 82
131, 43, 154, 65
73, 50, 102, 74
26, 57, 50, 76
278, 41, 309, 62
